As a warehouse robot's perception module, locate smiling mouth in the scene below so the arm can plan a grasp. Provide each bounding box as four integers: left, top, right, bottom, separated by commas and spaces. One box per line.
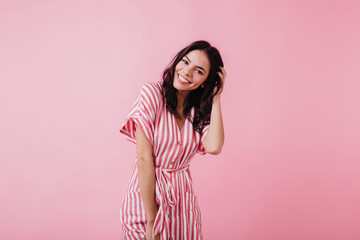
178, 74, 191, 84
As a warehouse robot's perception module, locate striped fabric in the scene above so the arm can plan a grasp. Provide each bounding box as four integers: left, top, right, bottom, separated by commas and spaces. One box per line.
119, 82, 209, 240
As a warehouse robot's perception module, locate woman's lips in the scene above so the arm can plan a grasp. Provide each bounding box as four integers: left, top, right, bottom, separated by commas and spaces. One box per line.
178, 74, 191, 84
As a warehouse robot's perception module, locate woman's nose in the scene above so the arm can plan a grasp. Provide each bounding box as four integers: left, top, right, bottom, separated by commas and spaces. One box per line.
182, 66, 192, 76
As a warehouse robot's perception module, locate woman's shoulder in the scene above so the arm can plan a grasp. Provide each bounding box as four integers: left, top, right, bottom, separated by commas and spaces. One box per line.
141, 81, 162, 95
139, 81, 163, 107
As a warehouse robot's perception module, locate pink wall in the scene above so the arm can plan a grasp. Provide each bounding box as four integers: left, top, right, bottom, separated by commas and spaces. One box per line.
1, 1, 360, 239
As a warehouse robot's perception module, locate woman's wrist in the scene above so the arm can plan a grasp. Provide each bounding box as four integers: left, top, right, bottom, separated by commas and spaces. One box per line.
213, 93, 221, 104
146, 205, 158, 225
146, 219, 155, 225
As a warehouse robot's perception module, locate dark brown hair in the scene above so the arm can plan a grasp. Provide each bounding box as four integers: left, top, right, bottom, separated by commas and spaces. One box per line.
161, 40, 224, 133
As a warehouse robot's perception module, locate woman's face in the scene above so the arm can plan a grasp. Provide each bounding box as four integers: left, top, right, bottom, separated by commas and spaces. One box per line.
173, 50, 210, 95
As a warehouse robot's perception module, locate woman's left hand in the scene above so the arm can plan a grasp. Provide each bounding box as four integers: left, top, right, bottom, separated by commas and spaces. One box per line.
214, 66, 226, 96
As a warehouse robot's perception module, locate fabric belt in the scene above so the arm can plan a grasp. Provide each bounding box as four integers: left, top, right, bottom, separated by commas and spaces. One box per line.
152, 165, 189, 236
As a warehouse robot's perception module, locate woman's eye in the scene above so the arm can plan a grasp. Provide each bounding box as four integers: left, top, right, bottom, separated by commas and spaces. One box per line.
182, 59, 188, 64
196, 69, 203, 75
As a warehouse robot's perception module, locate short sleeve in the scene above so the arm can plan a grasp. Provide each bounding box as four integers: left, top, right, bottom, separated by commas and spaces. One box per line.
119, 82, 161, 146
197, 124, 210, 155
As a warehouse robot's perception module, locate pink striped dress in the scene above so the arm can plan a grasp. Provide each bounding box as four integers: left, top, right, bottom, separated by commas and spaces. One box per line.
119, 82, 209, 240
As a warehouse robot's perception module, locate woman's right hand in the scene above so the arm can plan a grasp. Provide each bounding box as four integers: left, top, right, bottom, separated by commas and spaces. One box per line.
145, 222, 160, 240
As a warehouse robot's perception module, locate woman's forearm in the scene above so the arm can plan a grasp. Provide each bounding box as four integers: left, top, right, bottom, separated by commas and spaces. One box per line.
137, 158, 158, 223
135, 124, 158, 224
202, 94, 225, 154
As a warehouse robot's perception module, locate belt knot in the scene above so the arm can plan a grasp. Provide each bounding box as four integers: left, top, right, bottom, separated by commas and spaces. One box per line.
152, 165, 189, 236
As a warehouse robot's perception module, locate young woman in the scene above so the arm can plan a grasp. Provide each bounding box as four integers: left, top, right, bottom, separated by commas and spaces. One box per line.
119, 40, 226, 240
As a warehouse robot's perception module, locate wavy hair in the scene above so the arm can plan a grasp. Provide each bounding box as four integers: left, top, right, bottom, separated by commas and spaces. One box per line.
161, 40, 224, 133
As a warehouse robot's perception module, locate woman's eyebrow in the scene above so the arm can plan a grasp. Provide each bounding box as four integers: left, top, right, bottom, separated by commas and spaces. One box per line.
185, 56, 207, 73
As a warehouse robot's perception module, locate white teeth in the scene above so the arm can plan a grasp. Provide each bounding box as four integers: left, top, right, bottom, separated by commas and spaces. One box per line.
179, 74, 190, 83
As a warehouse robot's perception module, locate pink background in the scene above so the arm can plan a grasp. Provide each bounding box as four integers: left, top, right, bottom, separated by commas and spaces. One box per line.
1, 1, 360, 239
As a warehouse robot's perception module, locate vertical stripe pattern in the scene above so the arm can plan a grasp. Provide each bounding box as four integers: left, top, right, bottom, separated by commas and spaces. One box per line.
119, 82, 209, 239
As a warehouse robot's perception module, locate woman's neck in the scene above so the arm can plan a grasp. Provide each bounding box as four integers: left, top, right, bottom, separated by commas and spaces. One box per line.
176, 90, 189, 115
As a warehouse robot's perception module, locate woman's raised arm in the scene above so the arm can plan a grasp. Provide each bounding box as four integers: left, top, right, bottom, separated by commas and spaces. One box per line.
202, 67, 226, 155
